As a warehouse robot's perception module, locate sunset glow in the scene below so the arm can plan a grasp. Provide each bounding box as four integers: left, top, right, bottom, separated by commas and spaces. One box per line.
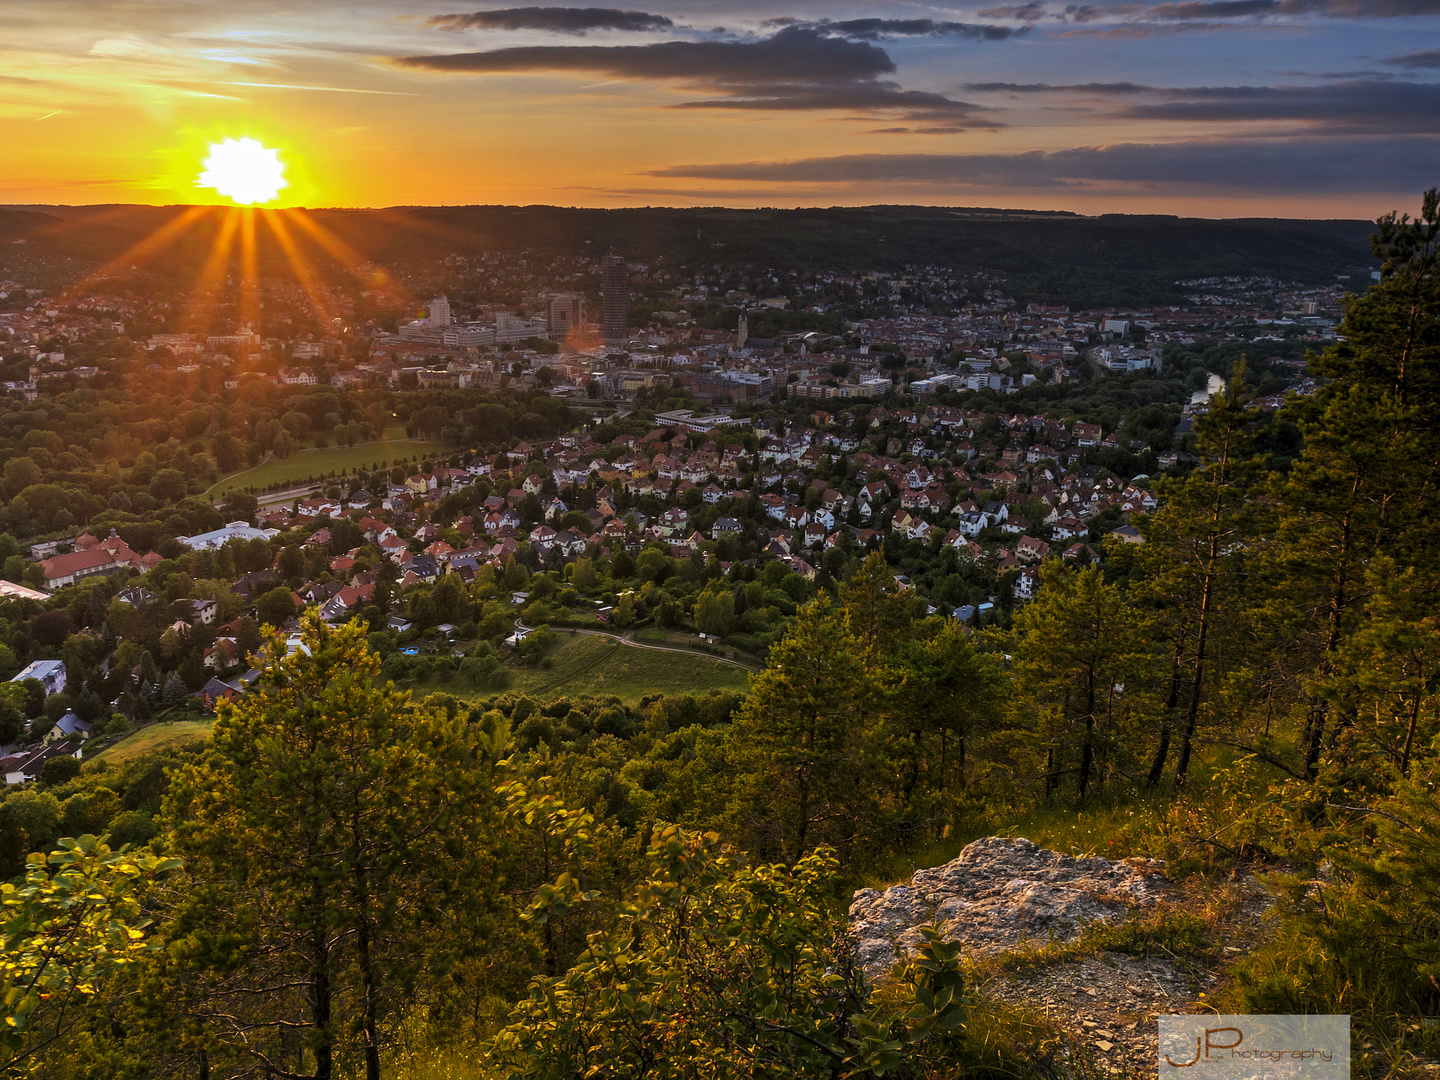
1, 2, 1437, 215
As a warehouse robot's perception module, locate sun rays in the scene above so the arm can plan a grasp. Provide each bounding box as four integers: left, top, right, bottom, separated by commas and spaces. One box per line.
64, 202, 411, 346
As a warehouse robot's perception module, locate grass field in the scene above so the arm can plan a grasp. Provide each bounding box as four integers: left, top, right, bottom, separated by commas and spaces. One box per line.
95, 719, 213, 764
209, 426, 450, 498
506, 634, 751, 702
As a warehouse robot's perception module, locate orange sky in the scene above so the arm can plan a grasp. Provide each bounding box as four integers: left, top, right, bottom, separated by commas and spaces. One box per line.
2, 1, 1437, 217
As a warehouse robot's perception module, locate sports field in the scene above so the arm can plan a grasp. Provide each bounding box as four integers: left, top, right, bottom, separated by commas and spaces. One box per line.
209, 426, 451, 498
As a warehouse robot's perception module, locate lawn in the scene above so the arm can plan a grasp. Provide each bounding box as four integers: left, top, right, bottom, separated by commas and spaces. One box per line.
209, 426, 451, 498
506, 634, 751, 702
94, 719, 213, 764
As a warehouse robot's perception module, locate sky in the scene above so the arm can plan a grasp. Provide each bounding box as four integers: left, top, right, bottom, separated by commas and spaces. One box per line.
1, 0, 1438, 217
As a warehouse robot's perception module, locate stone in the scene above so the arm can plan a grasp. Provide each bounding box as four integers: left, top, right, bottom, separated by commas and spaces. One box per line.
848, 836, 1169, 974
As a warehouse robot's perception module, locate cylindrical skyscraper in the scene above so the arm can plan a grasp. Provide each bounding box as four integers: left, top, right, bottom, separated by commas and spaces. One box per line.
600, 255, 628, 346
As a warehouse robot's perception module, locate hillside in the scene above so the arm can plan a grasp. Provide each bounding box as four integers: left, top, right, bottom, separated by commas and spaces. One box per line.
0, 203, 1376, 308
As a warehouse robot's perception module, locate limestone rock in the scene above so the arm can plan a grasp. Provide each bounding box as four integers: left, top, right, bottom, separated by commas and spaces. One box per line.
848, 836, 1169, 973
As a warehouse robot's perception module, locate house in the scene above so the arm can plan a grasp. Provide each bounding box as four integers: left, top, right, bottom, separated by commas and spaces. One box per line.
711, 517, 742, 540
12, 659, 65, 696
1110, 524, 1145, 545
2, 741, 82, 785
957, 511, 987, 538
46, 711, 92, 743
199, 676, 244, 713
1014, 565, 1041, 601
1016, 536, 1051, 563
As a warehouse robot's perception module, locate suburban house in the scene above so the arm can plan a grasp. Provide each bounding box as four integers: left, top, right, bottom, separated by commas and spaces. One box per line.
12, 659, 65, 695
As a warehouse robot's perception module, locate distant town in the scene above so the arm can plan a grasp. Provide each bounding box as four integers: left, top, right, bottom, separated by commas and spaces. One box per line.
0, 234, 1355, 778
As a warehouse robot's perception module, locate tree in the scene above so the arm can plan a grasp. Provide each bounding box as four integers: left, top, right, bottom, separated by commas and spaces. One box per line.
694, 585, 735, 637
160, 672, 189, 711
727, 599, 871, 864
887, 618, 1005, 799
1267, 189, 1440, 778
487, 825, 972, 1080
838, 550, 913, 665
39, 756, 80, 787
1127, 363, 1259, 787
163, 615, 497, 1080
1, 836, 180, 1077
254, 585, 298, 629
1007, 562, 1152, 802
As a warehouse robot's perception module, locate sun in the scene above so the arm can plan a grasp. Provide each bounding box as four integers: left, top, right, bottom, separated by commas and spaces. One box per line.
197, 137, 288, 205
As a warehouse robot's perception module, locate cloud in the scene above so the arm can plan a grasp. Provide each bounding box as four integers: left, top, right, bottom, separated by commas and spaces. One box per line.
1116, 79, 1440, 131
977, 0, 1440, 22
394, 26, 992, 121
791, 18, 1028, 41
964, 80, 1150, 91
1388, 48, 1440, 67
962, 78, 1440, 132
642, 136, 1440, 193
1148, 0, 1440, 16
427, 7, 673, 34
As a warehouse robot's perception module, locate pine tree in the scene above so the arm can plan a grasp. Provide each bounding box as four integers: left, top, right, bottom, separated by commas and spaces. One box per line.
727, 598, 871, 864
162, 614, 498, 1080
1008, 562, 1153, 802
1125, 362, 1260, 786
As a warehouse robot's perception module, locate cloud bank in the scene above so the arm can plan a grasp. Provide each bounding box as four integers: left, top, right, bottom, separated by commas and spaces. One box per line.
395, 26, 994, 121
427, 7, 674, 34
643, 137, 1440, 193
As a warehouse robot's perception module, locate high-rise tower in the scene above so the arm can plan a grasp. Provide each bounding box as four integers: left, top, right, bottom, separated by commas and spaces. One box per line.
600, 255, 628, 346
428, 296, 452, 327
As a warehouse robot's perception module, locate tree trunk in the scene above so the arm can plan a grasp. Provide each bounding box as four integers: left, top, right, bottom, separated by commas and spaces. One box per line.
356, 914, 381, 1080
310, 927, 333, 1080
1148, 642, 1184, 787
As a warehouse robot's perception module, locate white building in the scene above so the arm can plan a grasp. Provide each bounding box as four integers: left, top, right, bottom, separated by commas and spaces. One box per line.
429, 296, 452, 327
12, 659, 65, 696
177, 521, 279, 551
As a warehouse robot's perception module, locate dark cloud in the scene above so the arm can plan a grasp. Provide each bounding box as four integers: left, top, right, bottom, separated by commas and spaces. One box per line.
427, 7, 673, 34
964, 80, 1150, 91
978, 2, 1129, 18
1388, 48, 1440, 67
979, 0, 1440, 20
800, 18, 1027, 41
1149, 0, 1440, 15
1117, 79, 1440, 131
642, 136, 1440, 193
395, 26, 991, 121
961, 78, 1440, 132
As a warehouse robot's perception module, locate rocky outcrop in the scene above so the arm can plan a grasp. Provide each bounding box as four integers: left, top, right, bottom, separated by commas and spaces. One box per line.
849, 836, 1169, 974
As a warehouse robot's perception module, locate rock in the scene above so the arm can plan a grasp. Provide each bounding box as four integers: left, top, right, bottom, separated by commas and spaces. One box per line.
848, 836, 1168, 973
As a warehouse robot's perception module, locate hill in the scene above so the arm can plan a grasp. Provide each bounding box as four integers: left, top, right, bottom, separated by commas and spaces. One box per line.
0, 202, 1377, 308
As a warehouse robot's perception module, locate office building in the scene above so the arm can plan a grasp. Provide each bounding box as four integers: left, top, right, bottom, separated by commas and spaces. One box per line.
428, 296, 452, 328
547, 294, 582, 339
601, 256, 628, 345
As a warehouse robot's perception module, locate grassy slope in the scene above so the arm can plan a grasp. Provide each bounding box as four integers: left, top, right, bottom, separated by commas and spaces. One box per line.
508, 634, 751, 702
95, 719, 213, 764
209, 426, 447, 497
423, 633, 751, 704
